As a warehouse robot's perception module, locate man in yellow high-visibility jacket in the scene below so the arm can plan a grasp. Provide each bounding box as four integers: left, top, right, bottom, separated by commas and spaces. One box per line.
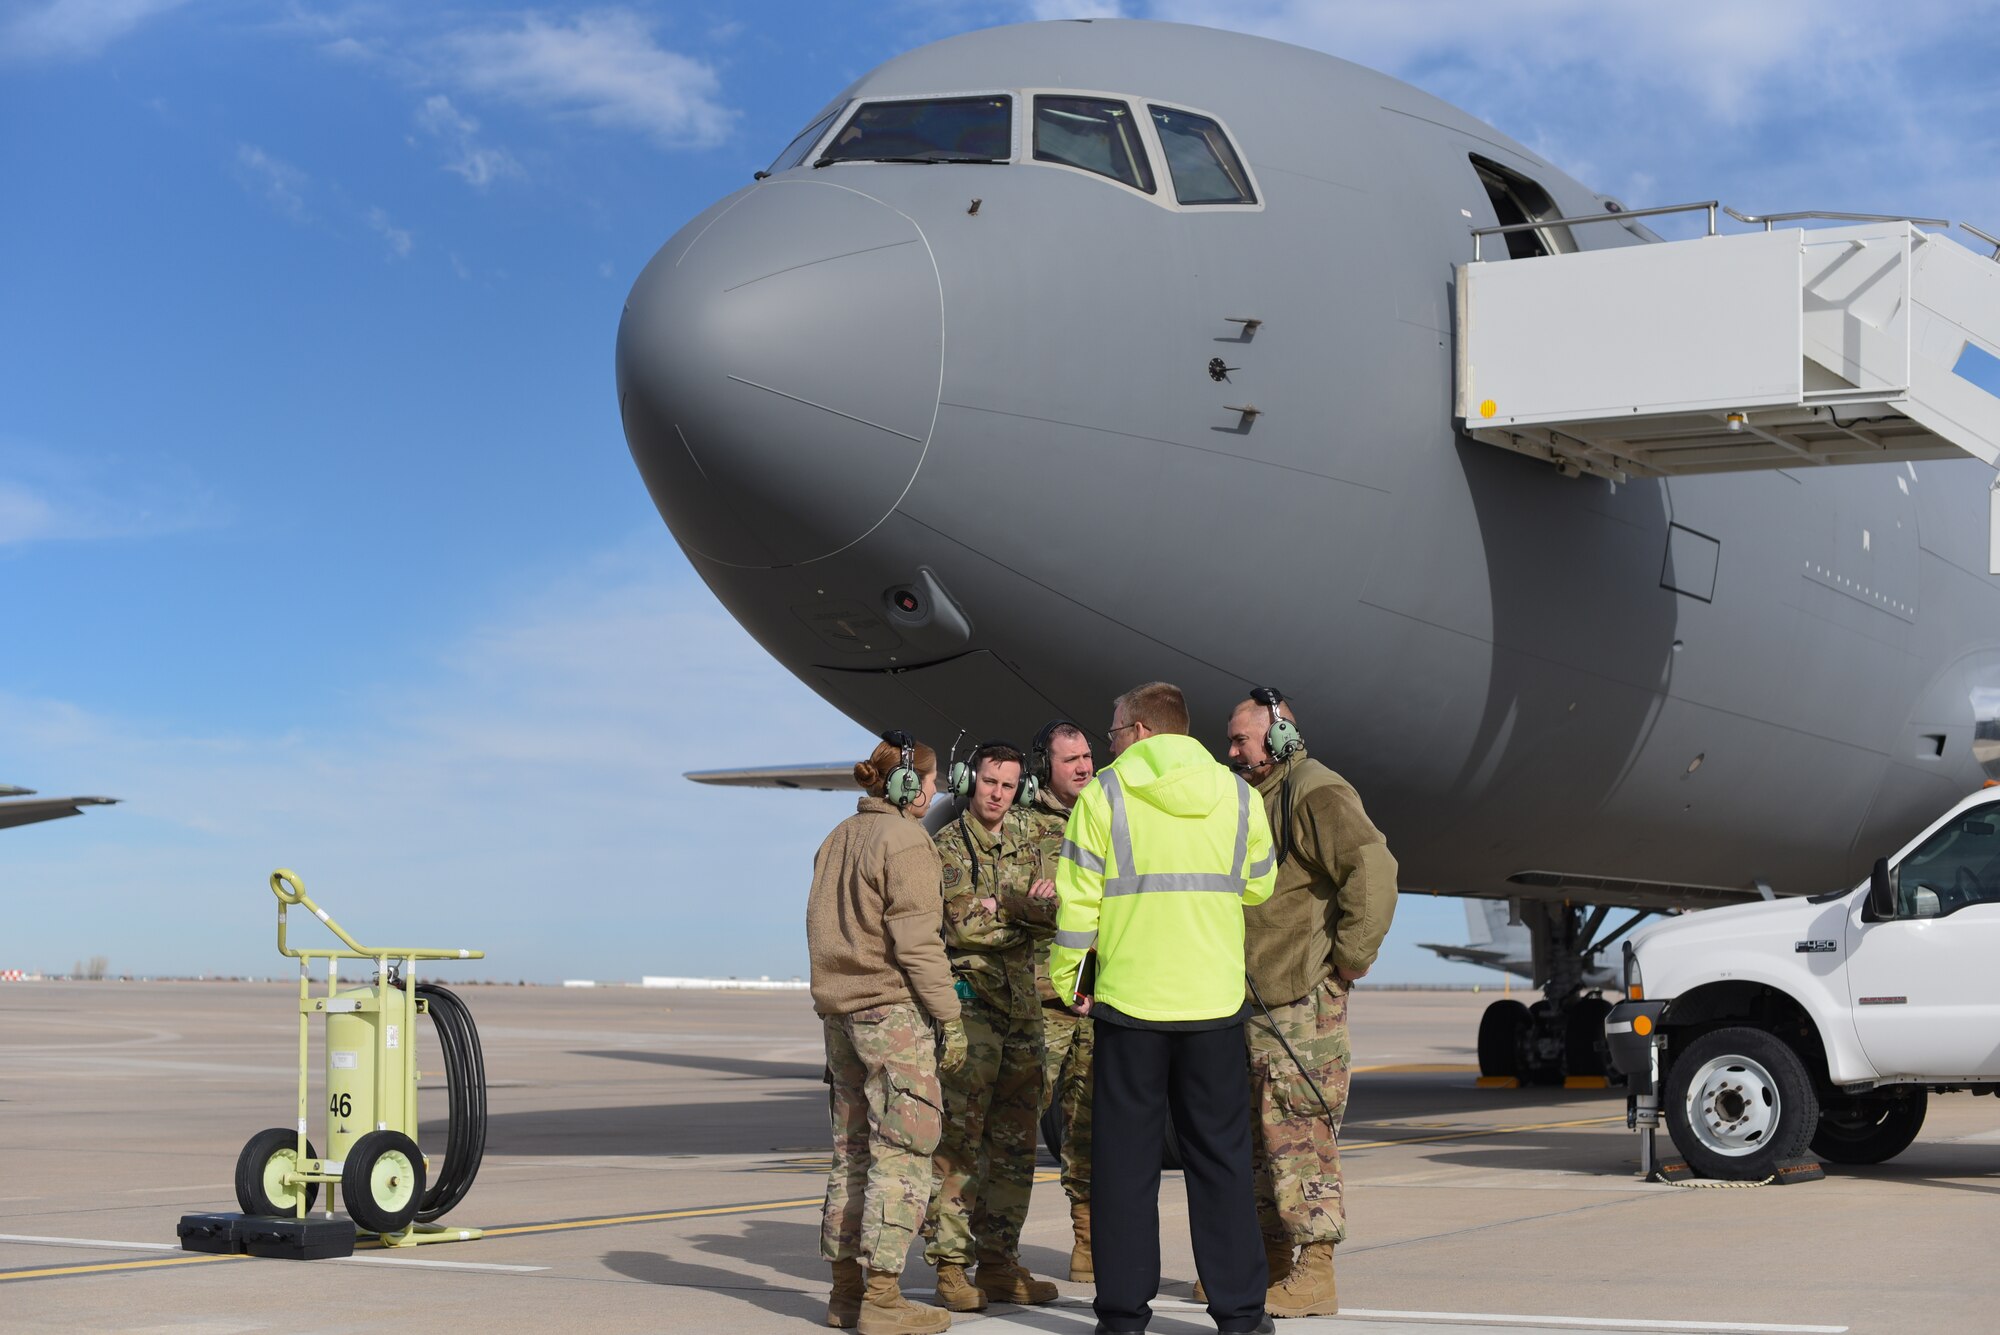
1050, 681, 1277, 1335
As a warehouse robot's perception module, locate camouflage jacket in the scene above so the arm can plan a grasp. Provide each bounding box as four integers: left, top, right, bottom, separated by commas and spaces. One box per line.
1020, 790, 1075, 1005
933, 811, 1053, 1019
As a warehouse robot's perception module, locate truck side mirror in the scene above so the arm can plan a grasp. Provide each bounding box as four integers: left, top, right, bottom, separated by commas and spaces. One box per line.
1866, 857, 1898, 920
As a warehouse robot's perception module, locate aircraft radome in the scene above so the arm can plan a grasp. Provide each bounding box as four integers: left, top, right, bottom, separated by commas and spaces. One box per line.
615, 19, 2000, 1080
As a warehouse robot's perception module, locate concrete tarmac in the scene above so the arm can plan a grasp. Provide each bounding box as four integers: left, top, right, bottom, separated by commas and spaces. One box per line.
1, 981, 1993, 1333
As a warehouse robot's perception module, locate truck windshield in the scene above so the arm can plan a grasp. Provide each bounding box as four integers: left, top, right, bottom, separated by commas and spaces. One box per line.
816, 96, 1012, 166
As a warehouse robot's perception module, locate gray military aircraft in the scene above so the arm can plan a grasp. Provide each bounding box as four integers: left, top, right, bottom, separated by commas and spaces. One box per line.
618, 19, 2000, 1081
0, 785, 117, 832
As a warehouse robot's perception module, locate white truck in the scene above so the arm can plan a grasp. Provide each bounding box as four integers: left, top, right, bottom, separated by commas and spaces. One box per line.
1602, 786, 2000, 1180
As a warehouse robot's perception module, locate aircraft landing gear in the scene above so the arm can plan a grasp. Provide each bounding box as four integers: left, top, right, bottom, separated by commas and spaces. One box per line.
1474, 901, 1652, 1084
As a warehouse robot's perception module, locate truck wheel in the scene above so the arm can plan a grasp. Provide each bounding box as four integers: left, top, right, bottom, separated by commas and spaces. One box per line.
1663, 1027, 1819, 1180
1477, 999, 1531, 1078
1812, 1093, 1927, 1165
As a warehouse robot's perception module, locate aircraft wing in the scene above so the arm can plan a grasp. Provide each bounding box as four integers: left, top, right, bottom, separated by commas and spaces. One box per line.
685, 765, 857, 792
0, 796, 118, 831
1417, 943, 1514, 969
1458, 870, 1774, 913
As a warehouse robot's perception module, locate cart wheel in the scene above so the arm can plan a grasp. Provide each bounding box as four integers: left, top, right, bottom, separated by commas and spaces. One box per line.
235, 1127, 320, 1216
342, 1130, 426, 1235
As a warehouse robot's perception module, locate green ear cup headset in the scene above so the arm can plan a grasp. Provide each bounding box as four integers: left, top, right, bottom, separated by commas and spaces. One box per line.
881, 729, 922, 808
1026, 719, 1078, 808
946, 730, 973, 801
1249, 686, 1303, 763
952, 738, 1030, 805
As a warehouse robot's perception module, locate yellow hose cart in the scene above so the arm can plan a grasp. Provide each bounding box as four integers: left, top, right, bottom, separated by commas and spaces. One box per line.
233, 869, 488, 1246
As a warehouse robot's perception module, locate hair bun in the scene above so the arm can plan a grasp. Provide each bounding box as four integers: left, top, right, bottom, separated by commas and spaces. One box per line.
853, 760, 881, 788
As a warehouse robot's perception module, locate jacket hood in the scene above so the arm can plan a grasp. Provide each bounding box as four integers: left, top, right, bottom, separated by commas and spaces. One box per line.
1110, 734, 1231, 818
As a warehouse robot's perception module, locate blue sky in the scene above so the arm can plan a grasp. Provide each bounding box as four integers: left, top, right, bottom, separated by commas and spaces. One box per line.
4, 0, 1997, 984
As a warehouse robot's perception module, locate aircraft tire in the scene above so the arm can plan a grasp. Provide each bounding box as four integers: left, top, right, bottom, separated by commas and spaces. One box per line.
1662, 1026, 1819, 1181
1812, 1092, 1927, 1165
1562, 995, 1614, 1077
1476, 999, 1532, 1078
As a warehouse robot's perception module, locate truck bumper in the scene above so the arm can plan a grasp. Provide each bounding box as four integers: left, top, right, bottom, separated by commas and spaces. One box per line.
1603, 999, 1666, 1096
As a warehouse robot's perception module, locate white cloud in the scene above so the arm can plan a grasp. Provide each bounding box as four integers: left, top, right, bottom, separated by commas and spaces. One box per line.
414, 93, 524, 188
366, 204, 413, 257
0, 438, 218, 545
443, 10, 735, 149
234, 143, 309, 221
0, 0, 192, 61
0, 542, 874, 982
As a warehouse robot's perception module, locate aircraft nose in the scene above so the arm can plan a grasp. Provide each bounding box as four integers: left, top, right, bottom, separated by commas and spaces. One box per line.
617, 182, 943, 568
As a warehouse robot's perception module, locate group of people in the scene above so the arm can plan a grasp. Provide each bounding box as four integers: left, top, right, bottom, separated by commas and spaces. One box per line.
805, 681, 1397, 1335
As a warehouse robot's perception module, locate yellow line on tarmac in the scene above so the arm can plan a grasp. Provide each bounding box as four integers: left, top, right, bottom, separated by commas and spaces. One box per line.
0, 1253, 247, 1283
0, 1123, 1608, 1285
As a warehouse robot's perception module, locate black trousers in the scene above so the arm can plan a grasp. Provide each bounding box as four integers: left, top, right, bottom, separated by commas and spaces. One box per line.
1092, 1020, 1266, 1332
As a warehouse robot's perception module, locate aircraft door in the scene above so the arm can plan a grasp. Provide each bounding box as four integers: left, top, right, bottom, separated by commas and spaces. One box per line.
1844, 801, 2000, 1079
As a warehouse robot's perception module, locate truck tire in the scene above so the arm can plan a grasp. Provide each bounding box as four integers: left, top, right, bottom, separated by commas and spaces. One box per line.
1812, 1092, 1927, 1165
1477, 999, 1531, 1078
1662, 1026, 1819, 1181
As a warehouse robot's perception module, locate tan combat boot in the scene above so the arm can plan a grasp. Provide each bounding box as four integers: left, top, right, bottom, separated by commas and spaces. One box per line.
1194, 1239, 1292, 1306
856, 1270, 952, 1335
826, 1258, 865, 1328
1068, 1201, 1093, 1282
974, 1255, 1059, 1305
1264, 1235, 1294, 1287
1265, 1241, 1337, 1318
931, 1262, 987, 1312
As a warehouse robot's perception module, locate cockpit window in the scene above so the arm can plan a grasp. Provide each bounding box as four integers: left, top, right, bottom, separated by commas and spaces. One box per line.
1033, 96, 1154, 193
817, 96, 1012, 166
1148, 106, 1255, 205
766, 106, 844, 176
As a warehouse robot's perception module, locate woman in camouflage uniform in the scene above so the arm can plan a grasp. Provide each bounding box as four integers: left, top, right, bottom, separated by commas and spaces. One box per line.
808, 734, 969, 1335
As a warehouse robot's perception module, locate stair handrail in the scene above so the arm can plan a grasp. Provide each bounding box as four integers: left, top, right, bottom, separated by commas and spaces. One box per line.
1471, 199, 1718, 261
1960, 223, 2000, 261
1722, 206, 1950, 232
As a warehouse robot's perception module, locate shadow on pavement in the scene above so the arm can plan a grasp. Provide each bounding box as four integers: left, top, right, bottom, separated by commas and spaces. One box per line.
572, 1050, 826, 1081
602, 1247, 826, 1325
456, 1094, 828, 1157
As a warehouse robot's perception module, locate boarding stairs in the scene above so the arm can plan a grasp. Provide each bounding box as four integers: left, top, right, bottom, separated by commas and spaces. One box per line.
1454, 205, 2000, 571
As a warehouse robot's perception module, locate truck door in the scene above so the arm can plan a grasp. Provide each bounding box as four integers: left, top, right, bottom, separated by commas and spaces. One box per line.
1845, 801, 2000, 1079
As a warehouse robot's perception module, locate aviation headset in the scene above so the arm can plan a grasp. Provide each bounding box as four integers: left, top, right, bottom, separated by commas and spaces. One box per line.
880, 729, 923, 809
1027, 719, 1081, 807
948, 734, 1034, 808
1249, 686, 1304, 764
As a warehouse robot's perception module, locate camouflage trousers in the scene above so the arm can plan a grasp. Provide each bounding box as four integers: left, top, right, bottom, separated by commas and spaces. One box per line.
1247, 975, 1352, 1245
822, 1001, 944, 1274
1040, 1004, 1093, 1204
925, 993, 1044, 1265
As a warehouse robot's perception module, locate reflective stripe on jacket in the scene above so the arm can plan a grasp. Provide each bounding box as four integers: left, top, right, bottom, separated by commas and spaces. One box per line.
1049, 733, 1276, 1022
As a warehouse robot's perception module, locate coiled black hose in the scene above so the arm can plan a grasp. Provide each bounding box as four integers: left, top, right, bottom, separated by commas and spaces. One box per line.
414, 982, 486, 1222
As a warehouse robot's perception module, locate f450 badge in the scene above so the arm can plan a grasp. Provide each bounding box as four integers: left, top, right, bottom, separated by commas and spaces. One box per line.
1795, 939, 1838, 954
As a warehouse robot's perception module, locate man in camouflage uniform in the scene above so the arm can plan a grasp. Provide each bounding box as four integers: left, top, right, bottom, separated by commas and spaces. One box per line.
927, 742, 1061, 1311
1018, 720, 1098, 1281
1224, 690, 1398, 1320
